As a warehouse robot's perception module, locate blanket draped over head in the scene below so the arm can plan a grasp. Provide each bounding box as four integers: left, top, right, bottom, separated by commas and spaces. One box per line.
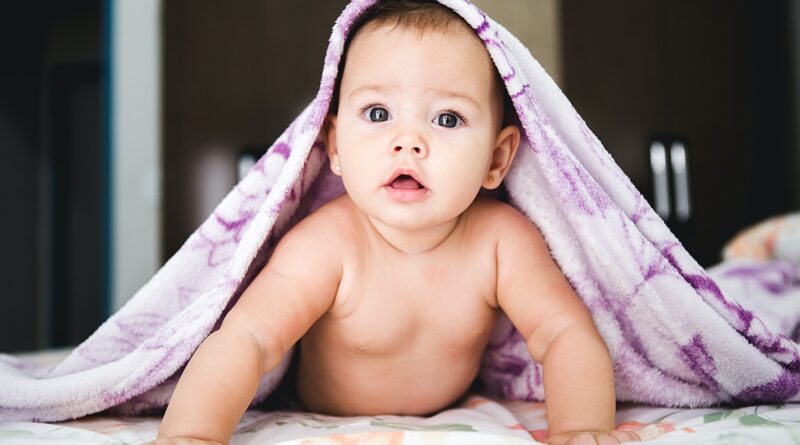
3, 0, 800, 422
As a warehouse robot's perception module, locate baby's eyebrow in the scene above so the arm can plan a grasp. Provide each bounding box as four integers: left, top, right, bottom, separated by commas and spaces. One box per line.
433, 89, 481, 110
347, 84, 481, 110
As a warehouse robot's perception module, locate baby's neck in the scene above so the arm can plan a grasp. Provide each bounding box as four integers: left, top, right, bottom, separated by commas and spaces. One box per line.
364, 214, 462, 255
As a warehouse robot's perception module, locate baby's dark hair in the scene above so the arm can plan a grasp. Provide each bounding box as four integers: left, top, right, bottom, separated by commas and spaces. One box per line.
328, 0, 514, 128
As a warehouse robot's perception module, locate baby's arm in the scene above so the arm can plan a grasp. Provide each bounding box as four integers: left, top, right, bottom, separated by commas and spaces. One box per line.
155, 216, 341, 444
494, 207, 637, 444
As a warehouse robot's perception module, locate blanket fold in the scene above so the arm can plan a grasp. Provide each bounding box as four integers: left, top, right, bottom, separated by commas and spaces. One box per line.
3, 0, 800, 422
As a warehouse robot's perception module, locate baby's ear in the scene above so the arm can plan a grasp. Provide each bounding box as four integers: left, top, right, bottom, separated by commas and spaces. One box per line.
483, 124, 521, 189
323, 115, 341, 176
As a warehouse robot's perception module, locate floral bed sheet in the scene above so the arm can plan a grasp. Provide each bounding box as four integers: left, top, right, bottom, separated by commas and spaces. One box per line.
2, 395, 800, 444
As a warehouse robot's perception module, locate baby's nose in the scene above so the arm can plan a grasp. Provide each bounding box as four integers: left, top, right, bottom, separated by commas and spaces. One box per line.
390, 122, 429, 158
392, 144, 427, 157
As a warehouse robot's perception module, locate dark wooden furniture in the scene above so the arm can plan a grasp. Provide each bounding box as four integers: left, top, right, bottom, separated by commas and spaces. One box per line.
561, 0, 797, 267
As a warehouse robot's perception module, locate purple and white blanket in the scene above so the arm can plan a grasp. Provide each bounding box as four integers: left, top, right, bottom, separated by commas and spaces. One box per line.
2, 0, 800, 422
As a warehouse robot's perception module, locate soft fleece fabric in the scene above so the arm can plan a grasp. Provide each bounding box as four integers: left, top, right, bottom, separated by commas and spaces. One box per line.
2, 0, 800, 422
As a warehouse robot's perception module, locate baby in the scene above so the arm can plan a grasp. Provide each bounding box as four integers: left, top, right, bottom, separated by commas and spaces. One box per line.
154, 1, 639, 444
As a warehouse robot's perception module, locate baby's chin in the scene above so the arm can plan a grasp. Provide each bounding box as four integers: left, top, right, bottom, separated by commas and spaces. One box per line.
363, 204, 465, 231
343, 188, 473, 233
374, 214, 456, 231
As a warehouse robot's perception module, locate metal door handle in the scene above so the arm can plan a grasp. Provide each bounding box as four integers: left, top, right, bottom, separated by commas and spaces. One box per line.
670, 142, 691, 222
650, 141, 670, 219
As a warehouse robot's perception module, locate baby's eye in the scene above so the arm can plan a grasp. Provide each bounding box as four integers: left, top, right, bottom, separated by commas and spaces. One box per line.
434, 112, 463, 128
362, 106, 390, 123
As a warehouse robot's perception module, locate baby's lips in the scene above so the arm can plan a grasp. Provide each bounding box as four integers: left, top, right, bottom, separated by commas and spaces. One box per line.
390, 176, 424, 190
385, 168, 427, 188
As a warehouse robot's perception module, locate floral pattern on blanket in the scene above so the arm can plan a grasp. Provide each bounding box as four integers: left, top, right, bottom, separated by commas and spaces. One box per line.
2, 395, 800, 444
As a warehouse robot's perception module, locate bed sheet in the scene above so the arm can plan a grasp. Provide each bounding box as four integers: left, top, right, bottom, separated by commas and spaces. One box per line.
2, 395, 800, 444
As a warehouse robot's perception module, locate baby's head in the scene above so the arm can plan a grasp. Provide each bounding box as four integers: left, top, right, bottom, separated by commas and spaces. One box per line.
324, 0, 521, 231
329, 1, 515, 127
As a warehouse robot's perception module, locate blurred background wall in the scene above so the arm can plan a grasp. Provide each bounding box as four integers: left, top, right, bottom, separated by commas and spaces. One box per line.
1, 0, 798, 352
112, 0, 161, 317
472, 0, 563, 86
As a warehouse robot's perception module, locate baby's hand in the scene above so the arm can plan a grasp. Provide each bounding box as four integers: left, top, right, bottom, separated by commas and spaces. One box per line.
145, 438, 226, 445
546, 430, 641, 445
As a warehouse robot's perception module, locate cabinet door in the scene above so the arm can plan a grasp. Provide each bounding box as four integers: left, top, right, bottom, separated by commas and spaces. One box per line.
562, 0, 669, 191
562, 0, 793, 266
665, 0, 795, 265
659, 0, 750, 266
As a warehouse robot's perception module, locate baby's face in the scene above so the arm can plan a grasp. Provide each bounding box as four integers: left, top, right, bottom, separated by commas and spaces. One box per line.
326, 22, 512, 232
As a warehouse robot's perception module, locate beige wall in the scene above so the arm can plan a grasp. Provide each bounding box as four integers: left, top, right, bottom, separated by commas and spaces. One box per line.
113, 0, 162, 310
471, 0, 563, 87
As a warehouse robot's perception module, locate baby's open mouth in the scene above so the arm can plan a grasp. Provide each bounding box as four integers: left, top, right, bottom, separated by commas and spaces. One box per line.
382, 170, 429, 202
390, 174, 425, 190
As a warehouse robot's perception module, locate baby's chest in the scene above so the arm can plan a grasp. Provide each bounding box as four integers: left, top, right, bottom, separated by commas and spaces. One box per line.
322, 262, 498, 354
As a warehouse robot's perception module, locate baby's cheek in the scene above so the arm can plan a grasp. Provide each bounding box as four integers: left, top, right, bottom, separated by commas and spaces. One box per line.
442, 175, 485, 214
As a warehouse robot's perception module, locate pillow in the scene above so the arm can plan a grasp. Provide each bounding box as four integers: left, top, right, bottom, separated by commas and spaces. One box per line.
722, 212, 800, 263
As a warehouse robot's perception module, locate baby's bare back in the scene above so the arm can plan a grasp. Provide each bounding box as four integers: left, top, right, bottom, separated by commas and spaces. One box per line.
294, 195, 501, 416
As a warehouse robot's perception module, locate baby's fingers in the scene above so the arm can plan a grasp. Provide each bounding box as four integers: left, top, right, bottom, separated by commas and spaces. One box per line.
550, 429, 642, 445
146, 438, 225, 445
556, 432, 611, 445
611, 430, 642, 443
558, 431, 640, 445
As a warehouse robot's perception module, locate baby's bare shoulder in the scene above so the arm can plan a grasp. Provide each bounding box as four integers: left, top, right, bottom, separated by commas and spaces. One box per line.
468, 197, 540, 238
286, 194, 359, 246
468, 197, 553, 269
